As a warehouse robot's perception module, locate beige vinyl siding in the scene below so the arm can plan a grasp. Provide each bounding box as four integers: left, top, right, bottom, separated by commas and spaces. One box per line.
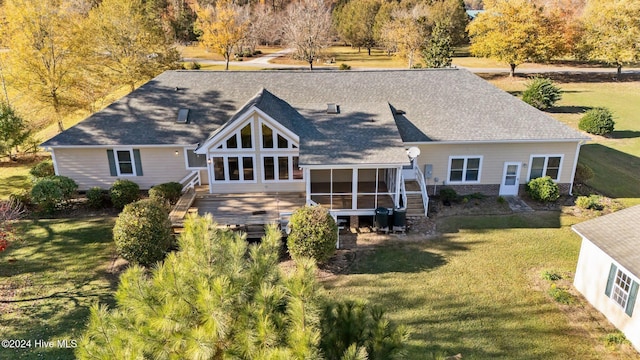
574, 238, 640, 352
415, 142, 579, 186
54, 147, 190, 190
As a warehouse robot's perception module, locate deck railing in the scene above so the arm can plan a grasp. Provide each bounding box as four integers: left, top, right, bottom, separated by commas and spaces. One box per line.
414, 167, 429, 216
399, 175, 408, 210
179, 170, 201, 192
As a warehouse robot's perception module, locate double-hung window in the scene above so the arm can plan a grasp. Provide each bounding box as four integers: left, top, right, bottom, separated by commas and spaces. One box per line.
605, 264, 639, 316
529, 155, 562, 181
107, 149, 142, 177
448, 156, 482, 183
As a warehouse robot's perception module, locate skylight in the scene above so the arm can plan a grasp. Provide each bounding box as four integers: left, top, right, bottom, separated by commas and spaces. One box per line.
177, 108, 189, 123
327, 103, 339, 114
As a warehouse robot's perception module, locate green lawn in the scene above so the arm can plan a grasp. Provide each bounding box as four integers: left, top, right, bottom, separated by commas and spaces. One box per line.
0, 217, 116, 360
490, 78, 640, 199
323, 213, 639, 359
0, 162, 33, 200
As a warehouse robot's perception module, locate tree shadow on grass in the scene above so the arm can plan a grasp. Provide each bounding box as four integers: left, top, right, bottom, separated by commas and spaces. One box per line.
546, 105, 591, 114
580, 143, 640, 198
610, 130, 640, 139
437, 213, 562, 234
346, 245, 447, 275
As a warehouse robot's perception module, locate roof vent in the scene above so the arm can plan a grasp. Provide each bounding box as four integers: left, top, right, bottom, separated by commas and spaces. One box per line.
176, 108, 189, 124
327, 103, 339, 114
395, 109, 406, 115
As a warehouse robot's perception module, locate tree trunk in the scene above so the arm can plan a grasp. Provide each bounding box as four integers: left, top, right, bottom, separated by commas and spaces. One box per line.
617, 64, 622, 78
367, 47, 371, 56
309, 59, 313, 70
52, 92, 64, 133
509, 63, 516, 77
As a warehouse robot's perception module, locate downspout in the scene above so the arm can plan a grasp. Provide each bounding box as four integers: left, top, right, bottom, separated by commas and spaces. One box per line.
569, 140, 587, 196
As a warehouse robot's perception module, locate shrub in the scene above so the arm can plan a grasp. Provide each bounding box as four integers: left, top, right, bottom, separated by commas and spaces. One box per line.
579, 107, 615, 135
604, 332, 629, 347
541, 270, 562, 281
187, 61, 201, 70
86, 187, 106, 209
526, 176, 559, 202
112, 199, 172, 266
9, 190, 31, 207
574, 163, 594, 184
287, 205, 337, 264
575, 195, 603, 210
253, 50, 262, 55
149, 182, 183, 205
29, 159, 55, 180
548, 284, 574, 305
522, 77, 562, 110
497, 196, 506, 204
439, 187, 458, 203
30, 176, 78, 213
339, 63, 351, 70
320, 300, 408, 360
109, 179, 140, 209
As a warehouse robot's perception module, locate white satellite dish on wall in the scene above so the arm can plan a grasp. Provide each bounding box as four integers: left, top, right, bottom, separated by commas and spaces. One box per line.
407, 147, 421, 160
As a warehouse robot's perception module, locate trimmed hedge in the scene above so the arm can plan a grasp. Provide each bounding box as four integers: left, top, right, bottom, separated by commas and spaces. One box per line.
110, 179, 140, 209
149, 182, 183, 205
287, 206, 337, 264
86, 187, 106, 209
112, 199, 172, 266
29, 159, 55, 180
526, 176, 559, 202
30, 176, 78, 213
579, 107, 615, 136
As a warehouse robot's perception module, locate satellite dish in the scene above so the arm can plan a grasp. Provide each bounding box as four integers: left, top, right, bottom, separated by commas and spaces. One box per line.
407, 147, 421, 160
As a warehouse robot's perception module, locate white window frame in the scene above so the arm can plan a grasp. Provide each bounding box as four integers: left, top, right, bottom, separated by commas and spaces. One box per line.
215, 121, 256, 152
261, 155, 304, 182
612, 268, 633, 309
447, 156, 483, 184
183, 147, 207, 170
259, 119, 298, 150
211, 154, 257, 183
114, 148, 136, 177
528, 154, 563, 181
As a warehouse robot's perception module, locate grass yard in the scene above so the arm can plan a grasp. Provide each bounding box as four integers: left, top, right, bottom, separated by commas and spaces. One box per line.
489, 77, 640, 199
0, 217, 117, 360
0, 162, 32, 200
323, 213, 640, 359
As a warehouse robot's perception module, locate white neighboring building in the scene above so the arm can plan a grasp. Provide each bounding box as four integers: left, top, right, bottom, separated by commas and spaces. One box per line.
573, 205, 640, 352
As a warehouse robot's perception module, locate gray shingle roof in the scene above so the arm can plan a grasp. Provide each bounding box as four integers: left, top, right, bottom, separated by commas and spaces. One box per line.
42, 69, 587, 160
572, 205, 640, 277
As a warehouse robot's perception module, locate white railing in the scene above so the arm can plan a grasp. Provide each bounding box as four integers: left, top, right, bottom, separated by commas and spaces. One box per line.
179, 170, 201, 192
414, 167, 429, 216
399, 175, 408, 210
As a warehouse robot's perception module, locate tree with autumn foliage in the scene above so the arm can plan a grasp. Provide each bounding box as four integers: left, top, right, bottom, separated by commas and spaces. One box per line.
282, 0, 332, 70
467, 0, 564, 76
3, 0, 86, 132
581, 0, 640, 77
84, 0, 181, 92
333, 0, 381, 55
195, 0, 249, 71
379, 6, 427, 69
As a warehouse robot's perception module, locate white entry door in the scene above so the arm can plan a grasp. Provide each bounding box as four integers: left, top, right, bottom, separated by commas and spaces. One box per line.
499, 162, 521, 196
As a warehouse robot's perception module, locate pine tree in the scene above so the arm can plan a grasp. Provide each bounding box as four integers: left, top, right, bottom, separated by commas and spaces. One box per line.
422, 23, 453, 68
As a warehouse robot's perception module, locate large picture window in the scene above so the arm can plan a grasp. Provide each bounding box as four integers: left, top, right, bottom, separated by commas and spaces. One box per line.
185, 149, 207, 169
262, 156, 303, 182
529, 155, 562, 181
212, 155, 255, 182
448, 156, 481, 183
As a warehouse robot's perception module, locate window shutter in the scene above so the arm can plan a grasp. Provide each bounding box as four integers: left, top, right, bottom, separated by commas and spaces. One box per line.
133, 149, 143, 176
107, 150, 117, 176
626, 281, 638, 316
605, 264, 617, 297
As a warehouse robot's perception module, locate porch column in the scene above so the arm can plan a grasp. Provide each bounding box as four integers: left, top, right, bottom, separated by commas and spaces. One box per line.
304, 168, 311, 203
395, 167, 402, 208
351, 168, 358, 210
207, 154, 214, 194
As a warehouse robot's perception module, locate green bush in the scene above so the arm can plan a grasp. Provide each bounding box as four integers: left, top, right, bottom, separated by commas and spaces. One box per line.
339, 63, 351, 70
578, 107, 615, 135
574, 163, 594, 184
548, 284, 574, 305
320, 300, 408, 360
31, 176, 78, 213
187, 61, 201, 70
526, 176, 559, 202
112, 199, 172, 266
29, 159, 55, 180
604, 332, 629, 347
541, 270, 562, 281
439, 187, 458, 203
86, 187, 106, 209
10, 190, 31, 207
109, 179, 140, 209
522, 77, 562, 110
287, 206, 337, 264
575, 195, 603, 210
149, 182, 183, 205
